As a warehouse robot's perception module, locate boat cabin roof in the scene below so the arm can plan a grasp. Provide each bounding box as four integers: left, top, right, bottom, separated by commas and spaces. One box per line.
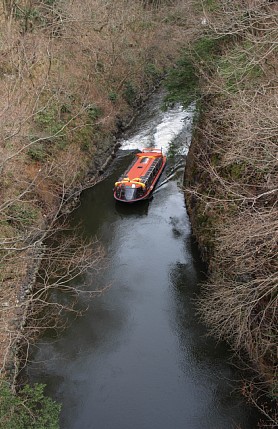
114, 149, 164, 189
127, 154, 158, 179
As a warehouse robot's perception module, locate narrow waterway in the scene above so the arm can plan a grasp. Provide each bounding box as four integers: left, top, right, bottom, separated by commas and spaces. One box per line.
27, 92, 258, 429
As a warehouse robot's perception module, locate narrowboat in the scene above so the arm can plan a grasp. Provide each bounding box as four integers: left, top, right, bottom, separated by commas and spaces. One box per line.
114, 148, 167, 203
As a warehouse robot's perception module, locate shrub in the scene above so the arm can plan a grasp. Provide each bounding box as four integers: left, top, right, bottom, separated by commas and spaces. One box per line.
27, 143, 47, 162
87, 105, 103, 121
0, 382, 61, 429
164, 36, 224, 107
217, 45, 262, 93
108, 92, 118, 103
123, 81, 137, 105
145, 63, 161, 78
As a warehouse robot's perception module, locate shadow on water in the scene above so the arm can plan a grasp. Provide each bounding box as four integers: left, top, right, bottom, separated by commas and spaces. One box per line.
114, 200, 150, 217
167, 245, 259, 429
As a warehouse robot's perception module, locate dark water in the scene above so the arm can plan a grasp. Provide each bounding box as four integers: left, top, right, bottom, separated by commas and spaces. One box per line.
26, 93, 258, 429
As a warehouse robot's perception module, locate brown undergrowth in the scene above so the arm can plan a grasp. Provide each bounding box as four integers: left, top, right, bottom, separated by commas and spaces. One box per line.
185, 1, 277, 425
0, 1, 201, 379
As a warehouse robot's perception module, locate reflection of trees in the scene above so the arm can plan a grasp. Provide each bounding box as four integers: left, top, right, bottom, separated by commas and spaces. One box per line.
169, 259, 258, 426
115, 200, 149, 217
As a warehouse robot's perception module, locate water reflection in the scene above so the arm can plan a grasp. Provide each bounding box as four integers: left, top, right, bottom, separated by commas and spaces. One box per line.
25, 90, 260, 429
115, 199, 150, 217
168, 258, 258, 429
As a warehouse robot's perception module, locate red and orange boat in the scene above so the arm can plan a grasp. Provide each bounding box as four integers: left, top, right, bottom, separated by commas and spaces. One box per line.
114, 148, 167, 203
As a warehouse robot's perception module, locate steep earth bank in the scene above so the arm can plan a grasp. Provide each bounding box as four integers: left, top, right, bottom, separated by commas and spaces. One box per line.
183, 2, 277, 425
0, 0, 201, 380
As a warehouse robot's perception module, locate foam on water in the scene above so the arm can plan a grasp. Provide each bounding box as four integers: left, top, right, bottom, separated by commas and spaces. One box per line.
120, 102, 195, 154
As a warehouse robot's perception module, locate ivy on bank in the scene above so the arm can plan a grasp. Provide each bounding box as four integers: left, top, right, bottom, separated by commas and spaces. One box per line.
163, 36, 225, 108
0, 382, 61, 429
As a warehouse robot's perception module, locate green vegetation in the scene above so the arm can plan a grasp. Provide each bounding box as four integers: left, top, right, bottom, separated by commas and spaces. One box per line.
144, 62, 161, 79
164, 54, 197, 107
27, 142, 48, 162
203, 0, 219, 12
13, 0, 59, 33
0, 382, 61, 429
7, 202, 39, 229
217, 45, 262, 93
123, 81, 137, 106
79, 132, 92, 152
87, 105, 103, 122
164, 36, 223, 107
108, 91, 118, 103
35, 107, 65, 137
225, 161, 247, 180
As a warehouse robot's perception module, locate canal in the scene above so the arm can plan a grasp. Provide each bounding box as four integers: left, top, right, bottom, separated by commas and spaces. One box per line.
26, 91, 258, 429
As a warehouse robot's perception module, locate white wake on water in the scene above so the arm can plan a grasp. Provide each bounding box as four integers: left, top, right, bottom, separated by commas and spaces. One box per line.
119, 102, 195, 155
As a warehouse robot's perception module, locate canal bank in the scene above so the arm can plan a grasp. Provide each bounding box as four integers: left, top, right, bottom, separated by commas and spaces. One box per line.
25, 91, 260, 429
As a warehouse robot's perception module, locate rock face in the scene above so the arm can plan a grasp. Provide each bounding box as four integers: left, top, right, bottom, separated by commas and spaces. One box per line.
184, 107, 215, 265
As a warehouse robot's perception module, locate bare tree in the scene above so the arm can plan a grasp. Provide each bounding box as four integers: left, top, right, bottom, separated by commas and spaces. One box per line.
184, 1, 278, 425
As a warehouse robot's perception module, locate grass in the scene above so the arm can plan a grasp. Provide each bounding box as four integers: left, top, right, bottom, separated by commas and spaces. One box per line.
217, 46, 263, 92
164, 35, 224, 107
7, 202, 40, 229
